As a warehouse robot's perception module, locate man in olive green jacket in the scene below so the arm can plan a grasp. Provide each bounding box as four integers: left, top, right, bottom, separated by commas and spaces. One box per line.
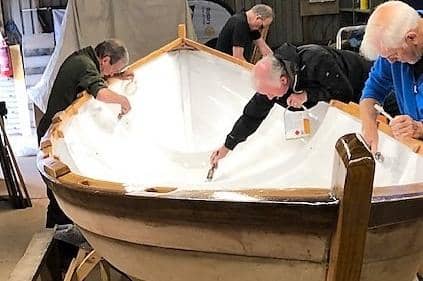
38, 39, 132, 228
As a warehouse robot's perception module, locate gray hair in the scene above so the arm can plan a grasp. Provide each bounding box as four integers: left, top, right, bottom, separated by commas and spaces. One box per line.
263, 55, 287, 80
251, 4, 274, 19
95, 39, 129, 65
361, 1, 420, 60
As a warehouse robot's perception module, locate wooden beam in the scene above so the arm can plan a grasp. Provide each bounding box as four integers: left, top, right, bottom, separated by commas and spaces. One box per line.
329, 100, 423, 156
43, 157, 71, 178
327, 133, 375, 281
178, 23, 186, 39
8, 230, 55, 281
184, 38, 254, 70
75, 250, 102, 281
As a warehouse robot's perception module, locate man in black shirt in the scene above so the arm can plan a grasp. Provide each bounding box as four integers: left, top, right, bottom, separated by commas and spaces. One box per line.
215, 4, 273, 62
210, 43, 372, 166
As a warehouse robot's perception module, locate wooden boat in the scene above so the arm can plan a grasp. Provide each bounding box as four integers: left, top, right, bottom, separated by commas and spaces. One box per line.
37, 26, 423, 281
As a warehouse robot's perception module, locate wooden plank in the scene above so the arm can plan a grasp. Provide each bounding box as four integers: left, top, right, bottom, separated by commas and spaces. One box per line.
235, 0, 244, 12
302, 14, 339, 44
178, 23, 186, 39
184, 38, 253, 69
58, 172, 126, 193
99, 261, 111, 281
300, 0, 339, 16
75, 250, 102, 281
43, 157, 71, 178
63, 258, 77, 281
8, 229, 55, 281
327, 133, 375, 281
329, 100, 423, 156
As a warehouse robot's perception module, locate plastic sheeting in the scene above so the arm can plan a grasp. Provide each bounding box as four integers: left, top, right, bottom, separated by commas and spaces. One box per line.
52, 9, 65, 44
28, 0, 195, 113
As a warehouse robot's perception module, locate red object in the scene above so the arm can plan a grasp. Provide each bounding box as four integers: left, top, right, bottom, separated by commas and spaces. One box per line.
0, 41, 13, 78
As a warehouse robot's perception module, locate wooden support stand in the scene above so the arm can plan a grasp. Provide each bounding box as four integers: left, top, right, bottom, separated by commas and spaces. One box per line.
64, 249, 110, 281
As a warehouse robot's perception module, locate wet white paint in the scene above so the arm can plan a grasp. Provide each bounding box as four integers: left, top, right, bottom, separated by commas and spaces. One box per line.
52, 50, 423, 192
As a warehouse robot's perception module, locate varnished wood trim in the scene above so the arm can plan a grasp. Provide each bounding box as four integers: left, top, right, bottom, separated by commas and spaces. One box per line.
57, 173, 125, 194
373, 183, 423, 200
178, 23, 186, 39
329, 100, 423, 156
42, 157, 71, 178
184, 38, 254, 70
327, 133, 375, 281
234, 188, 332, 201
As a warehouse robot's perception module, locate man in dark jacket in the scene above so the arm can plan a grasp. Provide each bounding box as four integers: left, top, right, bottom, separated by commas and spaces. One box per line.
38, 39, 132, 228
210, 43, 372, 166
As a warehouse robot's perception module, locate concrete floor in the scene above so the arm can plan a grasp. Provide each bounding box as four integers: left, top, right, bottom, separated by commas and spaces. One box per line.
0, 155, 47, 281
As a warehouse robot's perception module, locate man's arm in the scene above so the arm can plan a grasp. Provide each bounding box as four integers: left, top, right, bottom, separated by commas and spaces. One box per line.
359, 57, 394, 152
210, 93, 274, 166
232, 46, 246, 61
76, 61, 131, 116
254, 38, 273, 57
360, 98, 379, 154
96, 88, 131, 115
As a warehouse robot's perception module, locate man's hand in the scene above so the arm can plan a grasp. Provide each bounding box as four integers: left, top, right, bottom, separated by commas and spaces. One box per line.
116, 70, 134, 81
210, 146, 230, 168
119, 95, 131, 115
390, 115, 423, 140
362, 124, 379, 154
287, 91, 307, 108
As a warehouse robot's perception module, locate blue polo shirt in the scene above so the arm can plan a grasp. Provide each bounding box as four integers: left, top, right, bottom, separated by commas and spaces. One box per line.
361, 57, 423, 121
361, 10, 423, 121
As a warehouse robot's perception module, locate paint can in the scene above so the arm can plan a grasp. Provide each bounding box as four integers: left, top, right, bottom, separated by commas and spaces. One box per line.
283, 107, 311, 140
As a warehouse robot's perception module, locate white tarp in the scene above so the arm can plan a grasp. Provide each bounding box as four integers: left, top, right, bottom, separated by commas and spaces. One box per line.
29, 0, 195, 113
52, 9, 66, 44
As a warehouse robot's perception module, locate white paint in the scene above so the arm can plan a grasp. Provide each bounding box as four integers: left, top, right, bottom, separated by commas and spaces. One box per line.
52, 50, 423, 192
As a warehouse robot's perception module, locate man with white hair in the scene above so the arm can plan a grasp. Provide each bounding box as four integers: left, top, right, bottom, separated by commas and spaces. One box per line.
215, 4, 273, 62
210, 43, 371, 166
360, 1, 423, 153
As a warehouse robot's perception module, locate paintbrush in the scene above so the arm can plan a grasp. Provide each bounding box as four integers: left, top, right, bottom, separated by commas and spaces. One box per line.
374, 104, 393, 122
206, 164, 216, 181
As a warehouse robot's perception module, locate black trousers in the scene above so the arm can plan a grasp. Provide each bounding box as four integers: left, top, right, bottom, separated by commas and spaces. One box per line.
46, 187, 72, 228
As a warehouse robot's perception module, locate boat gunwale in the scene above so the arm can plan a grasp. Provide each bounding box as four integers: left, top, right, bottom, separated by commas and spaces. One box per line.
37, 36, 423, 210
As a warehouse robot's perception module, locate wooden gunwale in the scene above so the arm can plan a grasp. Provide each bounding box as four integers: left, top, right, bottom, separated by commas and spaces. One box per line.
46, 178, 338, 232
38, 31, 423, 207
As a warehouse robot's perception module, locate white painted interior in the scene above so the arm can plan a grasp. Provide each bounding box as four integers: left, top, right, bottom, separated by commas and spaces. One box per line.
51, 50, 423, 192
